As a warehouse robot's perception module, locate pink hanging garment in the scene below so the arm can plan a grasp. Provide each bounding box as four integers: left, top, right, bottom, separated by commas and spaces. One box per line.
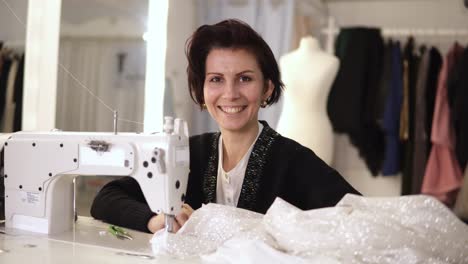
422, 44, 464, 206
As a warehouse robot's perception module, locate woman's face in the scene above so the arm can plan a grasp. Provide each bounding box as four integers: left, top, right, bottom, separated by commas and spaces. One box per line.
203, 48, 273, 134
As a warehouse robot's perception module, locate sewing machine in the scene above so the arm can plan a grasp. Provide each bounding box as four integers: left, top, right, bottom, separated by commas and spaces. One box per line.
1, 117, 190, 235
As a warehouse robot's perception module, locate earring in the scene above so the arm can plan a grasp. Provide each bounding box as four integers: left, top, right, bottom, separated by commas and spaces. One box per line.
201, 103, 207, 109
260, 100, 268, 108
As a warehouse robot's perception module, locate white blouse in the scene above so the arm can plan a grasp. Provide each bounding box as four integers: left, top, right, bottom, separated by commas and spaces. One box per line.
216, 122, 264, 206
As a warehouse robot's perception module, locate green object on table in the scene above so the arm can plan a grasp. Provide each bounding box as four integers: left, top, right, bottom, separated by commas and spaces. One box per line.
108, 225, 133, 240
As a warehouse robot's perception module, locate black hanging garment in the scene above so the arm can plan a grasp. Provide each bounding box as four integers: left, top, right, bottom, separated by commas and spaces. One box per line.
400, 38, 421, 195
0, 56, 12, 122
327, 27, 385, 176
0, 148, 4, 220
425, 47, 443, 154
13, 54, 24, 132
448, 46, 468, 170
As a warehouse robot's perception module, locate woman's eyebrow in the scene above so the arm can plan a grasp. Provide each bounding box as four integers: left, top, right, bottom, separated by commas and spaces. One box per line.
206, 72, 223, 75
206, 70, 255, 75
236, 70, 255, 75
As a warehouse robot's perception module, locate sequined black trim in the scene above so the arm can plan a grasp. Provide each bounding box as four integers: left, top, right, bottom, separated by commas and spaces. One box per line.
202, 132, 220, 204
201, 121, 280, 209
237, 121, 280, 210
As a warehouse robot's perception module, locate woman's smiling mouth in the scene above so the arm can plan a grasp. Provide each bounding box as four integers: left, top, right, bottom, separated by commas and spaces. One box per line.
218, 105, 247, 114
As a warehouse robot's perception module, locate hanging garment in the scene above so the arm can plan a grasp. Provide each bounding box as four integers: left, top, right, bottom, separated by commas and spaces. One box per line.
0, 136, 4, 220
13, 54, 24, 132
374, 41, 393, 127
1, 58, 18, 132
382, 42, 403, 175
411, 48, 430, 194
422, 43, 464, 206
401, 38, 420, 195
454, 165, 468, 220
0, 49, 3, 73
411, 47, 442, 193
447, 46, 468, 170
425, 48, 443, 153
399, 54, 410, 142
327, 27, 385, 176
0, 55, 12, 124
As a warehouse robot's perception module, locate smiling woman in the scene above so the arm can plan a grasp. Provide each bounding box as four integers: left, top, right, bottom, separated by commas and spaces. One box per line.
203, 49, 272, 137
90, 19, 360, 234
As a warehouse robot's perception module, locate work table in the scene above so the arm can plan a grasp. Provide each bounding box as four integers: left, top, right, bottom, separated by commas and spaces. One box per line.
0, 216, 199, 263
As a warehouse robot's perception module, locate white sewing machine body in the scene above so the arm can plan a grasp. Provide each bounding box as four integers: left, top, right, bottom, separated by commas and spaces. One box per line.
2, 118, 190, 235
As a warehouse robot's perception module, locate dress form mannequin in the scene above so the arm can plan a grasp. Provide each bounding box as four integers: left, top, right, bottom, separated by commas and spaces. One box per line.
276, 36, 339, 165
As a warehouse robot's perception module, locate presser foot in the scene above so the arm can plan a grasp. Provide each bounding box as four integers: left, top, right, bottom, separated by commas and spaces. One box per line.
164, 214, 176, 233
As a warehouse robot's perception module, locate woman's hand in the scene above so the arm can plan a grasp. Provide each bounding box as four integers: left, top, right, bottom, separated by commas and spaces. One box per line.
175, 203, 194, 228
147, 203, 194, 233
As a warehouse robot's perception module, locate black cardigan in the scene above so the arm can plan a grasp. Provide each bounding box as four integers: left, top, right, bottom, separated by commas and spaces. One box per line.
90, 121, 359, 233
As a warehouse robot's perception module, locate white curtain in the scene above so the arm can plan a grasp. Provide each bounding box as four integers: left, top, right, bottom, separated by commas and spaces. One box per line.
56, 38, 146, 132
189, 0, 295, 135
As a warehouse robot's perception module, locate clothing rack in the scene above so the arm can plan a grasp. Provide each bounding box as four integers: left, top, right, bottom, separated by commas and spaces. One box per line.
323, 28, 468, 37
321, 15, 468, 53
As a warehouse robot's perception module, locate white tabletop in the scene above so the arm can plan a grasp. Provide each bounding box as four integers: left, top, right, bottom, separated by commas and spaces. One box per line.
0, 217, 200, 263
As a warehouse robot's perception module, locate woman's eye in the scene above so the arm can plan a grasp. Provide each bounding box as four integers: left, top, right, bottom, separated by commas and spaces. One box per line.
209, 76, 222, 83
240, 76, 252, 82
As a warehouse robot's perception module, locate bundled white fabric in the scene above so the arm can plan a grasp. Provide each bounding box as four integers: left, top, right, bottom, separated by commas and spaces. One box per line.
202, 238, 313, 264
150, 204, 268, 257
263, 195, 468, 263
150, 194, 468, 263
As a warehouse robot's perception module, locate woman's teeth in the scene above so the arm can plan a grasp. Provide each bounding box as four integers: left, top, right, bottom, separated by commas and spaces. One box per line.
220, 106, 245, 113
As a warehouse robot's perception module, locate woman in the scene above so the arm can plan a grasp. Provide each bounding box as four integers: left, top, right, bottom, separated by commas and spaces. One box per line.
90, 19, 359, 233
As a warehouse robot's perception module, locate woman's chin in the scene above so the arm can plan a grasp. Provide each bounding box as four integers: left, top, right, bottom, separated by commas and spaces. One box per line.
218, 118, 258, 134
220, 122, 246, 133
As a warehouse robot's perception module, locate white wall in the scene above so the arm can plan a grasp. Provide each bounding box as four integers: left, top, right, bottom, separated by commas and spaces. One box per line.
326, 0, 468, 196
60, 0, 147, 38
60, 0, 147, 26
165, 0, 198, 127
0, 0, 28, 44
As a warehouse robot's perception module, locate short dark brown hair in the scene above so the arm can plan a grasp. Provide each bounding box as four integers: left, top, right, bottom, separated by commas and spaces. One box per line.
185, 19, 284, 109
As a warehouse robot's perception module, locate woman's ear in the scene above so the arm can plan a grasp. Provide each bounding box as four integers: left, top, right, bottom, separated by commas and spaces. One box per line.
263, 80, 274, 101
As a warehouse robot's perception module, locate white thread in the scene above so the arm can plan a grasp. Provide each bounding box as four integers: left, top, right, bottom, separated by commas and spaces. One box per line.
118, 118, 144, 125
2, 0, 144, 127
57, 64, 114, 112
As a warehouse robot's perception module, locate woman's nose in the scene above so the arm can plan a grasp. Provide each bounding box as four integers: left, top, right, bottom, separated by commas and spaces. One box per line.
222, 81, 240, 99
